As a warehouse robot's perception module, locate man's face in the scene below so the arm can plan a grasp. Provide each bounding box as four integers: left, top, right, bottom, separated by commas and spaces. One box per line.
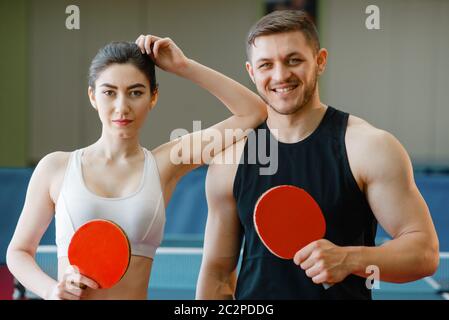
247, 31, 325, 115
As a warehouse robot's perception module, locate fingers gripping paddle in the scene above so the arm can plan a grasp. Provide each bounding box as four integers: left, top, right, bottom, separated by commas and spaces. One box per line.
253, 185, 331, 289
68, 219, 131, 289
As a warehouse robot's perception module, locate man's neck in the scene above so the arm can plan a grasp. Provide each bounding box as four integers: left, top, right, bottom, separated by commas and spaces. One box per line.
266, 99, 328, 144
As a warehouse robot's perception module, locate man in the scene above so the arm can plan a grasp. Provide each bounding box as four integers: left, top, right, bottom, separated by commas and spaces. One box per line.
196, 10, 439, 299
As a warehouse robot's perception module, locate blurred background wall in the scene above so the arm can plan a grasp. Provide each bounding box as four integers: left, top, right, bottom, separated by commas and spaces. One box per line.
319, 0, 449, 165
2, 0, 265, 166
1, 0, 448, 166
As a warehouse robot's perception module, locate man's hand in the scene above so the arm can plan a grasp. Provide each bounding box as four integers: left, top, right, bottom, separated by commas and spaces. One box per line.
293, 239, 354, 285
135, 34, 189, 76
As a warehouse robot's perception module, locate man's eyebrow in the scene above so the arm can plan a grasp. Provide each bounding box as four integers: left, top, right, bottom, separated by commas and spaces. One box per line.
285, 52, 304, 58
255, 57, 272, 64
255, 52, 305, 64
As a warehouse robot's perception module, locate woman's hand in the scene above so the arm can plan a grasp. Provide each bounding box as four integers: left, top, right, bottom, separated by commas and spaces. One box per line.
135, 34, 190, 76
46, 265, 99, 300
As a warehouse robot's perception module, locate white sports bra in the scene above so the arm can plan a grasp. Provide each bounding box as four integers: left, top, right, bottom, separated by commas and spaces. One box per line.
54, 148, 166, 259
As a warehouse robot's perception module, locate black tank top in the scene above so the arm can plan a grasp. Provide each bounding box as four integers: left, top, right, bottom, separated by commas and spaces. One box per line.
233, 106, 377, 300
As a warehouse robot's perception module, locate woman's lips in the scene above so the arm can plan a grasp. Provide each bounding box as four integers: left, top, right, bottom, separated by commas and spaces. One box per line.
112, 119, 133, 126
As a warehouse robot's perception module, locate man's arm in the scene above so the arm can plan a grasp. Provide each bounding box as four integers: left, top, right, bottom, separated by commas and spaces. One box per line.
295, 121, 439, 285
196, 142, 244, 299
348, 127, 439, 282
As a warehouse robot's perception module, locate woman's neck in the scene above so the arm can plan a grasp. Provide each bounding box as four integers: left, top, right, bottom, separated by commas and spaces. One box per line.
88, 134, 143, 161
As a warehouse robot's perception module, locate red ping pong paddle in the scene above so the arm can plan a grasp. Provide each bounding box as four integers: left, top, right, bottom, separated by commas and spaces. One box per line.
254, 185, 331, 289
68, 219, 131, 289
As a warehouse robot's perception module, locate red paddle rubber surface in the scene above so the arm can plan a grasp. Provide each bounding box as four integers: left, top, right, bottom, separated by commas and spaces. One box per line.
254, 185, 326, 259
68, 220, 130, 289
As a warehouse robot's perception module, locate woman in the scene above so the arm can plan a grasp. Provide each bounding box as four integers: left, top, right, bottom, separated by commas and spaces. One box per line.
6, 35, 267, 300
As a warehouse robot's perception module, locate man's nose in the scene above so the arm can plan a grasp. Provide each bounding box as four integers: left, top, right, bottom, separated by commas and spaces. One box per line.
271, 64, 292, 83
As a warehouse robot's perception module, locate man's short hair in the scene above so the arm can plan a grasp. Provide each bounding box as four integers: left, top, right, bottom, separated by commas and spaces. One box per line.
246, 10, 320, 60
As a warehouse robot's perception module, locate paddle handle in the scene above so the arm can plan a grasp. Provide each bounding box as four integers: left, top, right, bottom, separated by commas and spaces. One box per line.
323, 283, 333, 290
71, 281, 87, 290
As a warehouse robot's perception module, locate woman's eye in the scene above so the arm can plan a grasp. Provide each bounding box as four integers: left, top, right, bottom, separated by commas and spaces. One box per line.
130, 91, 143, 97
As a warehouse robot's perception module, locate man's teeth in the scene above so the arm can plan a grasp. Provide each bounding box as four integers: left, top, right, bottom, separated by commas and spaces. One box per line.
274, 86, 296, 93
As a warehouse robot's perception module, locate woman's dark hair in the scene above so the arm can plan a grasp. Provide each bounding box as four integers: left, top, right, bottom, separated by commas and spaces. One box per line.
88, 41, 158, 94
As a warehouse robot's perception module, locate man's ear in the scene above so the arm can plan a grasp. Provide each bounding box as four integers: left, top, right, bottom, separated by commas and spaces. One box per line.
246, 61, 256, 84
149, 87, 159, 110
316, 48, 328, 76
88, 86, 97, 110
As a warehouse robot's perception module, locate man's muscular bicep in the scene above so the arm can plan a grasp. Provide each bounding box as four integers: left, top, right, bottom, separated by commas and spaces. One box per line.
359, 130, 437, 242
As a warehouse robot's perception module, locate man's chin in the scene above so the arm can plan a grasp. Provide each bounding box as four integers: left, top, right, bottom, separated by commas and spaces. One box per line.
268, 103, 304, 115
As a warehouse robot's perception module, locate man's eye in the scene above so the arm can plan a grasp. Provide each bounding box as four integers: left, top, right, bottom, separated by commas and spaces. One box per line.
103, 90, 115, 96
289, 58, 301, 64
259, 63, 271, 69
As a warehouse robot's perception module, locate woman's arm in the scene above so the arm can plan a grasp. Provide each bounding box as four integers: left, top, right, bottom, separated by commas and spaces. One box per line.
136, 35, 267, 182
6, 152, 97, 299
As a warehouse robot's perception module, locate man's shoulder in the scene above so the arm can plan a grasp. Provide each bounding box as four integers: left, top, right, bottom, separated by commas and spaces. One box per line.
208, 138, 247, 167
346, 114, 396, 147
206, 138, 246, 195
345, 114, 410, 179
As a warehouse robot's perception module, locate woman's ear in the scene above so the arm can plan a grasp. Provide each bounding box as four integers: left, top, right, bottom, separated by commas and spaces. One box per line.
149, 87, 159, 110
88, 86, 97, 110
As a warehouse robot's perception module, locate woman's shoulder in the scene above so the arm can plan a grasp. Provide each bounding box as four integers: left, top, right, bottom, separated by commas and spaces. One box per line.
39, 151, 72, 167
35, 151, 76, 202
34, 151, 75, 180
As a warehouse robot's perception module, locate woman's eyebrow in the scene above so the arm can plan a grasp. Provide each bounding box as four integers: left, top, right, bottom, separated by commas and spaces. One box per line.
99, 83, 118, 89
99, 83, 146, 89
127, 83, 146, 90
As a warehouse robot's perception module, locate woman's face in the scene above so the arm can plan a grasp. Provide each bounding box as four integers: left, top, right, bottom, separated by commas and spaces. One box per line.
88, 63, 157, 139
